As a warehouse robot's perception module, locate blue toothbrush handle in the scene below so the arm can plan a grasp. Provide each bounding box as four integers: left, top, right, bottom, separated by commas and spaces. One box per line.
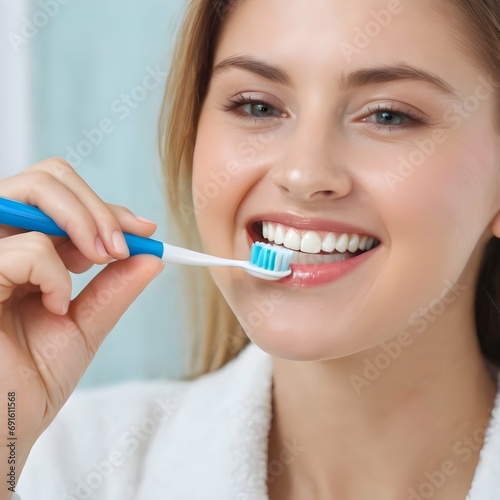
0, 197, 164, 259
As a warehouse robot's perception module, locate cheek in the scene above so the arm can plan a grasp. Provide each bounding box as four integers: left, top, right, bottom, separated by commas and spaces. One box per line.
192, 110, 276, 254
192, 118, 251, 258
192, 114, 238, 253
438, 133, 498, 245
340, 129, 499, 336
378, 128, 498, 250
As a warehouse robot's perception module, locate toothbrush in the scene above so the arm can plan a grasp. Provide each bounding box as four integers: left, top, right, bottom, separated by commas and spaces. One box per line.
0, 197, 292, 281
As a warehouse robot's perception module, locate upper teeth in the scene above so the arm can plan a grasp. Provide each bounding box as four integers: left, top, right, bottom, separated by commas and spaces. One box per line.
262, 221, 377, 254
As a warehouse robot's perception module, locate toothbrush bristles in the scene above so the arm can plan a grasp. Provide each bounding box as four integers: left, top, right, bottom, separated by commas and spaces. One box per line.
250, 242, 292, 272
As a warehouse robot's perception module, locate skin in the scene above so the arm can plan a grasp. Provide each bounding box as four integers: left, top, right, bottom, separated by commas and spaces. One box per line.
192, 0, 500, 498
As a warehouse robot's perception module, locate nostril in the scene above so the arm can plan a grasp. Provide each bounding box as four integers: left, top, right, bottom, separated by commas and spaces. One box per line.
311, 189, 336, 199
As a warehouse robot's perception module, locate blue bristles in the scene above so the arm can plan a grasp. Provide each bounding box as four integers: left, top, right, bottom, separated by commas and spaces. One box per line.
250, 242, 292, 272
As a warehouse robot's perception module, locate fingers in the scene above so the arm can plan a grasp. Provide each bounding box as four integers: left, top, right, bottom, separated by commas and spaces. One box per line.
56, 241, 94, 274
71, 255, 164, 355
106, 203, 157, 238
0, 158, 157, 264
0, 232, 72, 315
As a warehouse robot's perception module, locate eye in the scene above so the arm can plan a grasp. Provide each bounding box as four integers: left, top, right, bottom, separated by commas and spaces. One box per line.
369, 110, 411, 126
362, 103, 426, 131
241, 102, 281, 118
223, 93, 286, 121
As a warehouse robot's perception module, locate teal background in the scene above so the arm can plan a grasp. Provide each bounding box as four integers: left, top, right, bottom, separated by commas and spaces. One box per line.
30, 0, 190, 386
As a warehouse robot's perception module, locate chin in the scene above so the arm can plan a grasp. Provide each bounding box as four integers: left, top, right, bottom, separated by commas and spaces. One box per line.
239, 318, 361, 362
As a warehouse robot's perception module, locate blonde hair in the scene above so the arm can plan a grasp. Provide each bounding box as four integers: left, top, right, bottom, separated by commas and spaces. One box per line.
159, 0, 247, 378
159, 0, 500, 378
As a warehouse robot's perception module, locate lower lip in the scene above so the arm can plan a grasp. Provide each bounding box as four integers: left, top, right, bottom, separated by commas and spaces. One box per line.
278, 245, 380, 287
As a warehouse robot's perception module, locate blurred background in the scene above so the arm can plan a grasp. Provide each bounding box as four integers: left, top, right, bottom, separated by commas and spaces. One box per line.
0, 0, 190, 386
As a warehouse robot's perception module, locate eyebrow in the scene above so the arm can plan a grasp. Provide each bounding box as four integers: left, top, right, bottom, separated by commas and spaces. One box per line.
213, 55, 292, 85
339, 63, 457, 96
212, 55, 458, 96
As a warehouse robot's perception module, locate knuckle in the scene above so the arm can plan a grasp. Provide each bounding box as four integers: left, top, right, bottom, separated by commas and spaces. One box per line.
29, 157, 75, 178
107, 203, 132, 217
26, 232, 56, 254
22, 169, 56, 193
84, 331, 101, 358
45, 157, 75, 178
25, 169, 50, 184
92, 204, 121, 229
97, 210, 120, 229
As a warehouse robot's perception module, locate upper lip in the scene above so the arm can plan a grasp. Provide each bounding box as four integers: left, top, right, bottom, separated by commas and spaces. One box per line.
247, 213, 381, 240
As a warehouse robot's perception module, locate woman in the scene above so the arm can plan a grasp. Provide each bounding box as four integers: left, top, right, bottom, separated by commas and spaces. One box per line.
3, 0, 500, 498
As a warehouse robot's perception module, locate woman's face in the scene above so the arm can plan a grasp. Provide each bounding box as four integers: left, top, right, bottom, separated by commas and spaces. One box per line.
192, 0, 500, 360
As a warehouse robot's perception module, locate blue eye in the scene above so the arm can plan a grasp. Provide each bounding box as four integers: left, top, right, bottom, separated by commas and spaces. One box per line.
371, 110, 411, 126
241, 102, 280, 118
363, 104, 424, 130
224, 93, 285, 121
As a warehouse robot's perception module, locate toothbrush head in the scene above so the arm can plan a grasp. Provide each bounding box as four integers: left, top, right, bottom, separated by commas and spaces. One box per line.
247, 242, 293, 281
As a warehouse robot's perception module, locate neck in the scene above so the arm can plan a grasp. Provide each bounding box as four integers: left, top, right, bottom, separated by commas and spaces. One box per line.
267, 309, 498, 499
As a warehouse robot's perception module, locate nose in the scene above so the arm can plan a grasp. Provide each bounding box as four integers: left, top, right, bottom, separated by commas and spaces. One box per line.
270, 122, 352, 203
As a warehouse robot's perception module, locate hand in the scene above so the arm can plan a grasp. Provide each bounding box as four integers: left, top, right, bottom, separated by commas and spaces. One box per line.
0, 158, 164, 474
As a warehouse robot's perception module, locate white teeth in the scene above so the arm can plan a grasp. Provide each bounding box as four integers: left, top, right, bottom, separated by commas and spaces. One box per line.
322, 233, 336, 253
267, 223, 276, 242
284, 229, 301, 251
260, 222, 378, 254
358, 235, 368, 251
335, 233, 349, 253
274, 224, 285, 245
300, 231, 322, 254
348, 234, 360, 253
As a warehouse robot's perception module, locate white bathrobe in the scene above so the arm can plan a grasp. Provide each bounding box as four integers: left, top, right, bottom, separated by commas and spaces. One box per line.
16, 343, 500, 499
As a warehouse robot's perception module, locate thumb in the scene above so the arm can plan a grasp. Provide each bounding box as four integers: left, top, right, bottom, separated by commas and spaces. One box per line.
71, 255, 164, 352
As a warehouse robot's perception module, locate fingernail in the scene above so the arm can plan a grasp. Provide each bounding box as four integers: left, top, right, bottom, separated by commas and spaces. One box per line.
134, 215, 156, 224
95, 236, 109, 257
112, 230, 130, 256
61, 299, 70, 315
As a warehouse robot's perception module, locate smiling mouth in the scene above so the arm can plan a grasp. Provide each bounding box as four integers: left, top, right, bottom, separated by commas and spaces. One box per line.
251, 221, 380, 265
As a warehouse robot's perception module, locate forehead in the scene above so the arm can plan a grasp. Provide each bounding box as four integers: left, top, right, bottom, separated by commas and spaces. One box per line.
215, 0, 481, 95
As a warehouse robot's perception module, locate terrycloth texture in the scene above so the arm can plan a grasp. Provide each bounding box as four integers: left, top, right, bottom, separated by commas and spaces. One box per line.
466, 378, 500, 500
17, 343, 273, 500
16, 343, 500, 499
